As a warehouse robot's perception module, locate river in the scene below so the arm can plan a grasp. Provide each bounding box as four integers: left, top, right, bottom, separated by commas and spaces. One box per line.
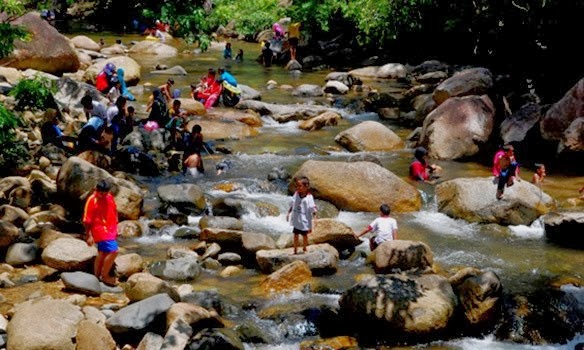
19, 33, 584, 348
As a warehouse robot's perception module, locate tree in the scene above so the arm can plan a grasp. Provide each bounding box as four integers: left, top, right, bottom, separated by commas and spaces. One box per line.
0, 0, 29, 59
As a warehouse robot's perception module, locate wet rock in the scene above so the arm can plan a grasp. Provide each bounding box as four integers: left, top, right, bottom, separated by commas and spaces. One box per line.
220, 265, 242, 277
310, 219, 360, 252
7, 299, 84, 350
335, 120, 404, 152
285, 59, 302, 71
292, 84, 324, 97
267, 166, 290, 182
157, 184, 206, 215
558, 117, 584, 157
298, 111, 340, 131
150, 65, 188, 75
124, 272, 180, 302
339, 274, 457, 337
161, 318, 192, 350
0, 220, 20, 249
118, 220, 148, 238
128, 40, 178, 56
260, 260, 312, 294
188, 328, 244, 350
436, 177, 555, 225
176, 98, 206, 115
300, 336, 358, 350
452, 269, 502, 327
372, 240, 434, 274
184, 119, 258, 140
5, 242, 38, 266
201, 228, 277, 254
323, 80, 349, 95
149, 256, 202, 281
61, 271, 102, 296
100, 44, 126, 56
419, 95, 494, 160
432, 67, 493, 105
70, 35, 101, 51
411, 93, 437, 125
106, 293, 176, 337
256, 243, 339, 275
136, 332, 164, 350
115, 253, 145, 278
412, 60, 450, 75
325, 72, 355, 88
199, 216, 243, 231
500, 102, 543, 144
218, 253, 242, 266
84, 56, 141, 86
41, 237, 97, 271
236, 100, 332, 122
239, 84, 262, 101
76, 319, 117, 350
166, 302, 223, 330
543, 210, 584, 248
57, 157, 143, 220
415, 71, 448, 84
292, 160, 422, 213
541, 77, 584, 141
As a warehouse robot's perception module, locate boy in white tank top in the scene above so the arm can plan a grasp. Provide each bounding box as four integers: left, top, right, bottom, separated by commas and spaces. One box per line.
356, 203, 398, 251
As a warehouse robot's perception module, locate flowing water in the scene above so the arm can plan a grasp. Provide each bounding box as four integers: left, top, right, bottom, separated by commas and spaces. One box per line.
36, 33, 584, 348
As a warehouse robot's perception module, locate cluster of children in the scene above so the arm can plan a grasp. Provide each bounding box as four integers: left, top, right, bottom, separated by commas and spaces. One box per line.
223, 43, 244, 62
190, 67, 241, 109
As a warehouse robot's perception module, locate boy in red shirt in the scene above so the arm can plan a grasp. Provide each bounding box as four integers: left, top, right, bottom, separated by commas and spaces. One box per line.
83, 179, 119, 286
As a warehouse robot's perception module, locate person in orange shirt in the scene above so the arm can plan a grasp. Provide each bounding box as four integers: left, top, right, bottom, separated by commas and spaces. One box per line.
83, 179, 119, 286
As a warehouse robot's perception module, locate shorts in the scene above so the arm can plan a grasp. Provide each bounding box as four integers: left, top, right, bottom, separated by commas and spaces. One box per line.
97, 240, 119, 253
293, 228, 309, 236
289, 37, 299, 48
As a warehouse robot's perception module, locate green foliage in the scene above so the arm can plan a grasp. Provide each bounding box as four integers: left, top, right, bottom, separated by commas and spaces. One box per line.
9, 74, 57, 111
284, 0, 343, 34
0, 103, 28, 170
0, 0, 28, 59
142, 1, 212, 50
209, 0, 285, 37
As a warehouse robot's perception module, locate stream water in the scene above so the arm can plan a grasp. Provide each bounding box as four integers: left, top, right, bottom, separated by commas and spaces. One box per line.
30, 33, 584, 348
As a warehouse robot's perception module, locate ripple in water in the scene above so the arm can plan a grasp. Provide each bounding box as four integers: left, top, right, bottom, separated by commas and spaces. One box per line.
508, 218, 545, 239
410, 211, 480, 238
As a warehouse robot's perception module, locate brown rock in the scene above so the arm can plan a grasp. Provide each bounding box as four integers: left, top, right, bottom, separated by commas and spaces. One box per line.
541, 78, 584, 141
260, 260, 312, 294
76, 320, 116, 350
300, 336, 358, 350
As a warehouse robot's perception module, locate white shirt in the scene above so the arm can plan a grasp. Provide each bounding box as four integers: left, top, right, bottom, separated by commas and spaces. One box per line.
289, 192, 317, 231
89, 100, 107, 120
369, 216, 398, 244
107, 87, 120, 103
106, 105, 119, 124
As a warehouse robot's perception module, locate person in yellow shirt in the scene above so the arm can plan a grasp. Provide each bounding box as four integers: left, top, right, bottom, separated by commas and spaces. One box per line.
288, 22, 301, 61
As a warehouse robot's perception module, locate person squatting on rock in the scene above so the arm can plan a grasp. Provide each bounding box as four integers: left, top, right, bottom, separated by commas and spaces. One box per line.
83, 179, 119, 286
493, 144, 519, 200
183, 124, 205, 176
287, 176, 318, 255
355, 203, 398, 251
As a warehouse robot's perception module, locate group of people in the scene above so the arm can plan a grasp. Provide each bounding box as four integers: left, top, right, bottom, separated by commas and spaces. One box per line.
260, 21, 302, 67
223, 43, 244, 62
95, 63, 135, 103
190, 67, 241, 109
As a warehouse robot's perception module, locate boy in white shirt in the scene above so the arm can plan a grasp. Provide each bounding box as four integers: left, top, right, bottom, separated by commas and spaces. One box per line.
356, 203, 398, 251
286, 176, 318, 254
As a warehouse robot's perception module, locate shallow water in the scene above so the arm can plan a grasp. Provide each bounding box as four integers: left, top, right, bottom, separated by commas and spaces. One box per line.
40, 32, 584, 348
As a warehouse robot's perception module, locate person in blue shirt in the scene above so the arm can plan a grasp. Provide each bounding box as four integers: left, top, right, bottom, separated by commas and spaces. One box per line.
218, 67, 237, 87
223, 43, 232, 59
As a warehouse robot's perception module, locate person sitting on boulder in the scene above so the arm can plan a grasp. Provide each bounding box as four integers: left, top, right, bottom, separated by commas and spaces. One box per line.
165, 100, 187, 150
195, 78, 223, 109
96, 63, 116, 94
409, 147, 441, 184
493, 144, 519, 200
77, 116, 108, 154
106, 76, 121, 105
81, 95, 107, 121
40, 109, 77, 153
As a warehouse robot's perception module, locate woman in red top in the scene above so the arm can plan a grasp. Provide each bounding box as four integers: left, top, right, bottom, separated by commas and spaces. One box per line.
83, 179, 119, 286
409, 147, 441, 184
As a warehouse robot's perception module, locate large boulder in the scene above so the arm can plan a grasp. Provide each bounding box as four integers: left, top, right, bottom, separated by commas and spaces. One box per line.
83, 56, 141, 86
291, 160, 422, 213
349, 63, 408, 79
128, 41, 178, 56
309, 219, 361, 252
500, 103, 544, 144
41, 237, 97, 271
200, 228, 277, 254
541, 77, 584, 141
558, 117, 584, 156
106, 293, 176, 336
436, 177, 555, 225
124, 272, 179, 302
0, 12, 80, 74
372, 240, 434, 274
450, 268, 502, 326
157, 184, 206, 215
56, 157, 143, 220
54, 77, 108, 109
70, 35, 101, 51
259, 260, 312, 294
235, 100, 332, 122
339, 274, 457, 336
334, 120, 404, 152
419, 95, 494, 160
256, 243, 339, 275
297, 111, 340, 131
543, 210, 584, 248
176, 98, 206, 116
7, 299, 84, 350
432, 67, 493, 105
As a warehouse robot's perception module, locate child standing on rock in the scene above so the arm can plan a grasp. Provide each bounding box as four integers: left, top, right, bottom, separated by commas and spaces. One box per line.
287, 176, 318, 254
83, 179, 119, 286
